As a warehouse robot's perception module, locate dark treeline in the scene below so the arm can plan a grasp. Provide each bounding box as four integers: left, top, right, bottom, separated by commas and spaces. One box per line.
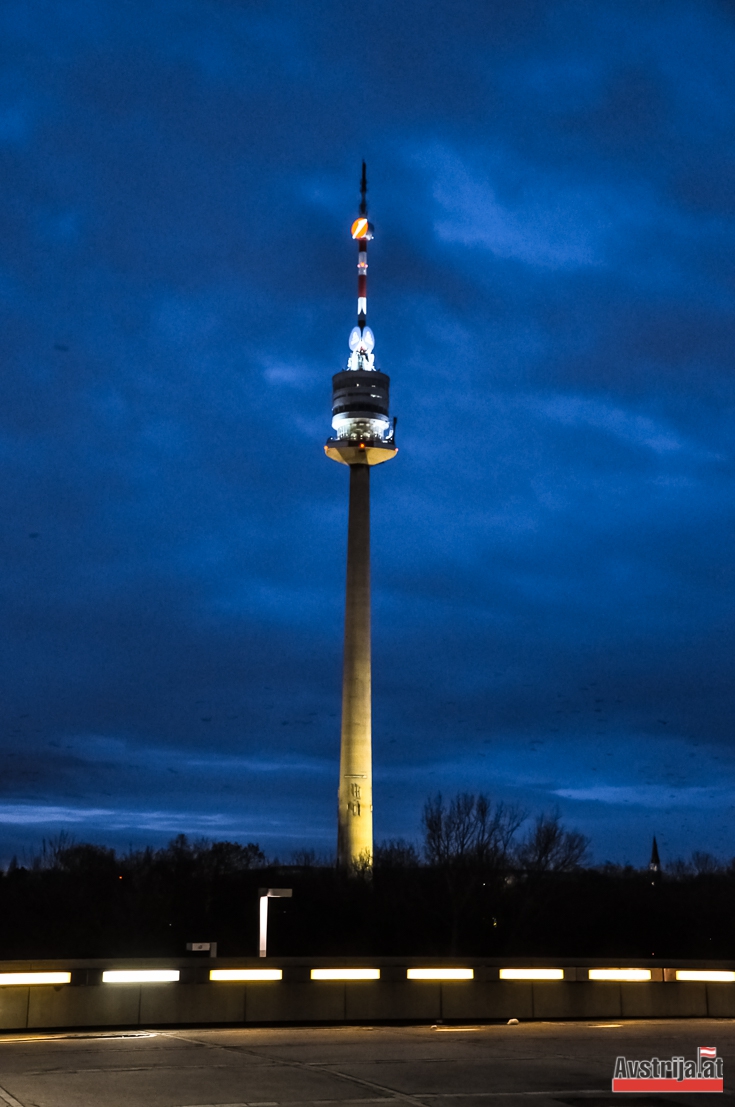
0, 794, 733, 960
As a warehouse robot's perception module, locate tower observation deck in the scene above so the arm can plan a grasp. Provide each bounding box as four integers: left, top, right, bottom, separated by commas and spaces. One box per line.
325, 164, 397, 871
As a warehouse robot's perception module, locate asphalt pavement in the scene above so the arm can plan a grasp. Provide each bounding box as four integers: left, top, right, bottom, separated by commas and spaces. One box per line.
0, 1019, 733, 1107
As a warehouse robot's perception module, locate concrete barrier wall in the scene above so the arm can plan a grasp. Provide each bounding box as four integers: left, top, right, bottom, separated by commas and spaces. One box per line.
0, 959, 734, 1030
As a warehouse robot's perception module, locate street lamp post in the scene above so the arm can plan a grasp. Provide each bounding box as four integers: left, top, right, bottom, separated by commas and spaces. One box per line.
258, 888, 292, 958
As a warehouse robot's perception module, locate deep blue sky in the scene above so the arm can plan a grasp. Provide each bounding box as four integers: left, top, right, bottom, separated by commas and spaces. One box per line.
2, 0, 734, 865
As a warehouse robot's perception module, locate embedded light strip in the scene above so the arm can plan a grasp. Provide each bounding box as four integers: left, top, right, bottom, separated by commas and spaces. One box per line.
499, 968, 564, 981
407, 968, 474, 981
310, 968, 380, 980
676, 970, 735, 983
19, 964, 733, 990
588, 969, 651, 982
210, 969, 282, 982
102, 970, 180, 983
0, 972, 71, 986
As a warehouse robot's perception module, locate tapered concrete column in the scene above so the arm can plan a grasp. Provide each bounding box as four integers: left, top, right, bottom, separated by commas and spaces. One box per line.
337, 462, 373, 870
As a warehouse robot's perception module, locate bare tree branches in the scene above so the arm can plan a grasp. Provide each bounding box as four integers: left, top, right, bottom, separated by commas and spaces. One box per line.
422, 796, 588, 874
516, 813, 589, 873
422, 793, 526, 869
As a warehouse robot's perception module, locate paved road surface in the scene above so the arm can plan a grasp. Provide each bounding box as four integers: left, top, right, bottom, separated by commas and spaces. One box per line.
0, 1020, 733, 1107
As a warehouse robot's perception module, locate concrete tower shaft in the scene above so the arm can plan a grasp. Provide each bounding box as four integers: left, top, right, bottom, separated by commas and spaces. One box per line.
337, 463, 373, 867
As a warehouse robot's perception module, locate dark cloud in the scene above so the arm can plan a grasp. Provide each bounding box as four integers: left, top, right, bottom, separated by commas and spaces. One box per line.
1, 0, 734, 865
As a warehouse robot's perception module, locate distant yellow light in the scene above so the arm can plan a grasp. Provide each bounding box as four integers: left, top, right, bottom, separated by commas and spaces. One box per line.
499, 968, 564, 981
102, 970, 180, 983
588, 969, 651, 981
210, 969, 282, 982
676, 970, 735, 982
0, 972, 71, 986
310, 968, 380, 980
407, 968, 474, 980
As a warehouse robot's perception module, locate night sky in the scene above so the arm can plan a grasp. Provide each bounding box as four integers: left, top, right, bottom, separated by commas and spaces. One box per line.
2, 0, 735, 866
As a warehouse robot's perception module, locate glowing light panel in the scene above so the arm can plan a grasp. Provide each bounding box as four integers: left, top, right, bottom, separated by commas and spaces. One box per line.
588, 969, 651, 981
407, 968, 474, 980
676, 970, 735, 982
310, 968, 380, 980
0, 972, 71, 986
102, 970, 180, 983
210, 969, 282, 981
499, 968, 564, 981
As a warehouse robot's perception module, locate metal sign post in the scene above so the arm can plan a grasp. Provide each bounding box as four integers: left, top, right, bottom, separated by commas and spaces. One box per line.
186, 942, 217, 958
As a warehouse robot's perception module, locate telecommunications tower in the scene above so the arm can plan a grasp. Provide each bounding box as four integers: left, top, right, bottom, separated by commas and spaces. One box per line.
325, 164, 397, 870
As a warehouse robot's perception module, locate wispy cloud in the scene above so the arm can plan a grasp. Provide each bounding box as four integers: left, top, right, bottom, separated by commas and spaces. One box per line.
532, 394, 687, 455
555, 785, 734, 809
415, 142, 611, 269
0, 804, 241, 830
0, 803, 325, 837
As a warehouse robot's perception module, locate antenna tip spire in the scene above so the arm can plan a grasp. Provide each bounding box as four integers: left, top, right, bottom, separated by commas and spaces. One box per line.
359, 161, 368, 215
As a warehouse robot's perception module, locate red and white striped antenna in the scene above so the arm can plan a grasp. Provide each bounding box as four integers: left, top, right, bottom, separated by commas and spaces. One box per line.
348, 162, 375, 368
